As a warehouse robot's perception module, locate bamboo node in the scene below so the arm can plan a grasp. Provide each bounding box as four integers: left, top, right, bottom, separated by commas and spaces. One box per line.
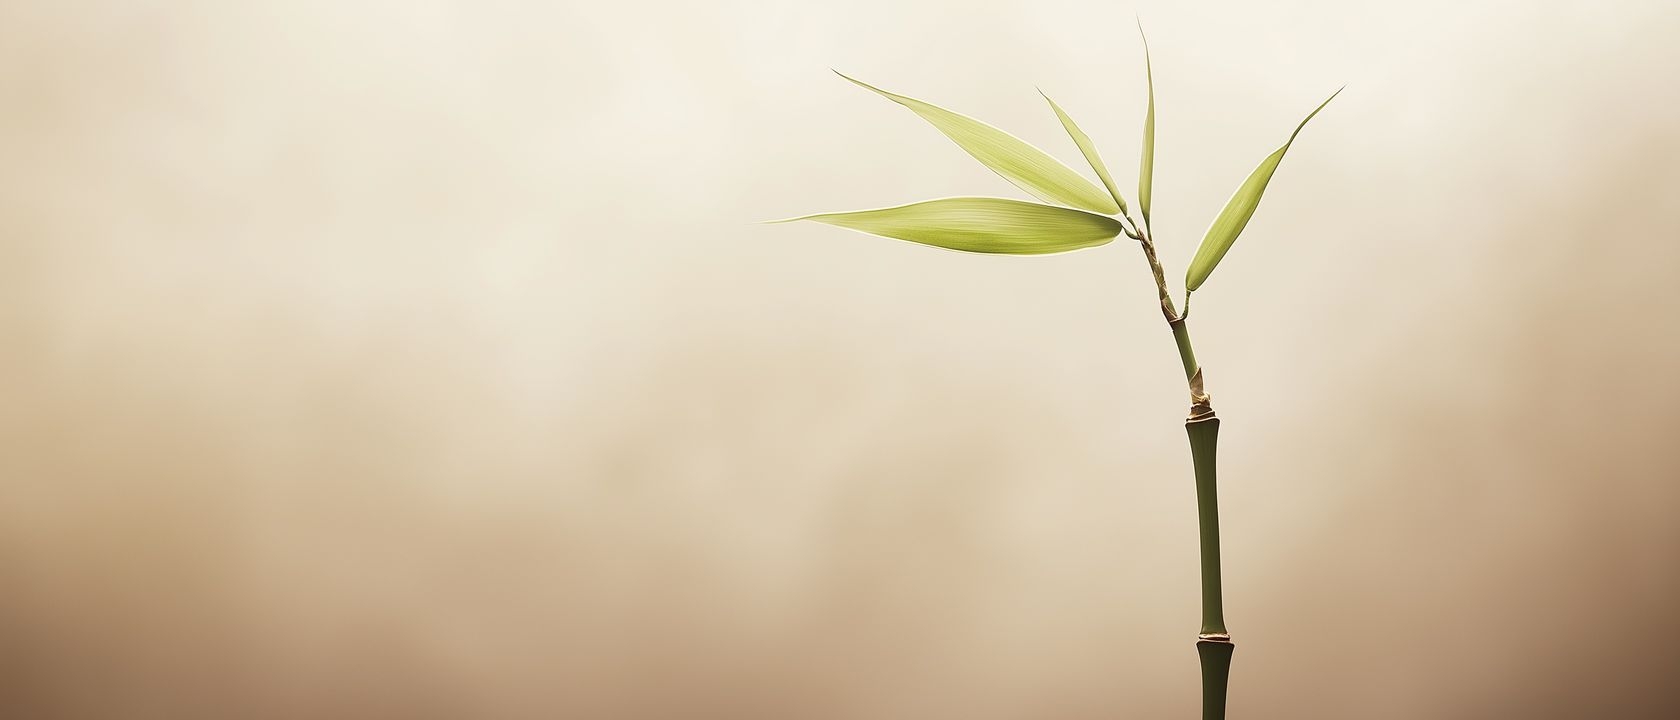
1197, 633, 1233, 644
1188, 367, 1213, 417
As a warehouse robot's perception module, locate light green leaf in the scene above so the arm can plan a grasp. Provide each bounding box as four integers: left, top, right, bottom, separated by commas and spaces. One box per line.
1040, 90, 1128, 215
835, 71, 1120, 216
1185, 87, 1342, 292
771, 197, 1125, 255
1138, 22, 1156, 228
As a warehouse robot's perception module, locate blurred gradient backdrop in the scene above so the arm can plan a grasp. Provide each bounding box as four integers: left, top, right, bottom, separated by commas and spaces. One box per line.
3, 1, 1678, 718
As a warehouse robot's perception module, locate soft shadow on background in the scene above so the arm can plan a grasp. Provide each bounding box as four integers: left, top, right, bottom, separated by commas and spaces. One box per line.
2, 1, 1677, 718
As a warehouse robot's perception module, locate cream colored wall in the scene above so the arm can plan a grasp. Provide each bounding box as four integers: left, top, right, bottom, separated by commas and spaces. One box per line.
2, 1, 1677, 717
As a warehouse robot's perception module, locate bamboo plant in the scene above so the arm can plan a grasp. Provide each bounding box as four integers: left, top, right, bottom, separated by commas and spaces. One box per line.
774, 33, 1338, 720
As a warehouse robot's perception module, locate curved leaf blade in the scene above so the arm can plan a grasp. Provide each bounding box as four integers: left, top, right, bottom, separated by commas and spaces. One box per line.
1138, 23, 1156, 227
835, 71, 1121, 216
771, 197, 1125, 255
1184, 87, 1342, 292
1040, 90, 1128, 214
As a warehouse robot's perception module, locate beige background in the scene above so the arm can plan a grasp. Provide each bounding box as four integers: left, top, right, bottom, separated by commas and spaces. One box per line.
3, 1, 1678, 717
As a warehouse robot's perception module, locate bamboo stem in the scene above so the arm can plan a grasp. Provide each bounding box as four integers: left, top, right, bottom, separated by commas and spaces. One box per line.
1136, 231, 1178, 322
1132, 214, 1233, 718
1171, 315, 1231, 719
1170, 319, 1198, 382
1187, 414, 1226, 636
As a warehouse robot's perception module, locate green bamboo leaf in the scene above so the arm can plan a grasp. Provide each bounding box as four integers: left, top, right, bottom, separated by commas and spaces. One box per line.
1184, 87, 1342, 292
1138, 22, 1156, 228
1040, 90, 1128, 215
770, 197, 1125, 255
835, 71, 1120, 216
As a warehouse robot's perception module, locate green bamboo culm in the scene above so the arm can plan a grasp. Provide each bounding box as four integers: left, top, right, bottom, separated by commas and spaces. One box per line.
1175, 313, 1232, 718
778, 34, 1338, 720
1187, 414, 1226, 636
1187, 412, 1232, 719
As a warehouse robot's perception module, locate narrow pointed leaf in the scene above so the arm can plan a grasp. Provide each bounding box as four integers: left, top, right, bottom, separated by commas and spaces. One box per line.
1184, 88, 1342, 291
835, 72, 1120, 215
1040, 90, 1128, 214
1138, 23, 1156, 227
772, 197, 1125, 255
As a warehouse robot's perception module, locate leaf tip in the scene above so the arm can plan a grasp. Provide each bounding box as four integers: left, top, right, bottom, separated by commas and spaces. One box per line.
1036, 86, 1060, 111
1321, 84, 1346, 108
832, 69, 885, 96
1287, 85, 1345, 143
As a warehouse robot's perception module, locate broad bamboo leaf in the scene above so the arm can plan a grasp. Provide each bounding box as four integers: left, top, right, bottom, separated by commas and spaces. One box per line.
1138, 23, 1156, 227
1040, 90, 1128, 215
1184, 88, 1342, 292
835, 72, 1120, 215
771, 197, 1125, 255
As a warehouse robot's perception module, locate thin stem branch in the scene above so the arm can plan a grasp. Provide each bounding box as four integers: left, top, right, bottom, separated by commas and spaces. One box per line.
1120, 215, 1143, 240
1169, 318, 1199, 383
1126, 212, 1179, 323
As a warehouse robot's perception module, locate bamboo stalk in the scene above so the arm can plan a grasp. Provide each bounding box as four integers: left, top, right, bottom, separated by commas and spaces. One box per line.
1187, 413, 1225, 636
1125, 61, 1235, 713
1188, 411, 1232, 720
1171, 316, 1232, 719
